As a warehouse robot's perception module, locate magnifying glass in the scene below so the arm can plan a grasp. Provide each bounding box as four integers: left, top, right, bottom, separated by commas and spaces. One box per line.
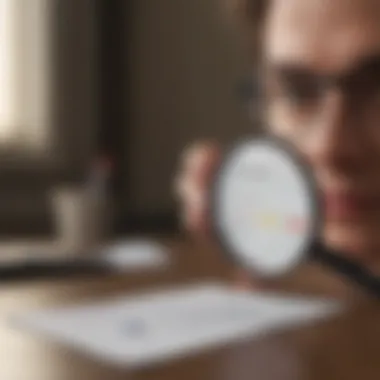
211, 136, 380, 298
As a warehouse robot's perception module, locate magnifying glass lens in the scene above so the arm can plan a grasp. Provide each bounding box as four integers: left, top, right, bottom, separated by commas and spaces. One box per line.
213, 139, 317, 277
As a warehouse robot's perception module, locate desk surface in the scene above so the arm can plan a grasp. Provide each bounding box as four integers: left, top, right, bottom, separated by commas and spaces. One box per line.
0, 237, 379, 380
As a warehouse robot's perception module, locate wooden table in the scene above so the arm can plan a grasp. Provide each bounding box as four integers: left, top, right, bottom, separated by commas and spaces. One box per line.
0, 237, 380, 380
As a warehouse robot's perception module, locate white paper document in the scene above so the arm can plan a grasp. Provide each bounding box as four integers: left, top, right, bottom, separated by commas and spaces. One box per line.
12, 283, 343, 368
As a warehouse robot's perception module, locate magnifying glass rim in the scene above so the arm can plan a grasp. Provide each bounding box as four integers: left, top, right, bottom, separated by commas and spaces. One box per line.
209, 135, 324, 278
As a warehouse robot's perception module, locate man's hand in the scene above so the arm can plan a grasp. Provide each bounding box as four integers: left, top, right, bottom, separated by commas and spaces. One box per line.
174, 141, 220, 235
174, 140, 260, 289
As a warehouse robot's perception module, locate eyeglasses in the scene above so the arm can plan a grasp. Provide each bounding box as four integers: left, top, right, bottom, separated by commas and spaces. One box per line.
270, 59, 380, 108
238, 55, 380, 129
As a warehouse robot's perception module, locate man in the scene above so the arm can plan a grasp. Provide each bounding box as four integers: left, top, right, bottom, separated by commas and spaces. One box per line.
175, 0, 380, 299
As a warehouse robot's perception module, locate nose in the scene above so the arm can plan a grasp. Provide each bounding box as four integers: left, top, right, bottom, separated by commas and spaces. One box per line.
304, 89, 363, 176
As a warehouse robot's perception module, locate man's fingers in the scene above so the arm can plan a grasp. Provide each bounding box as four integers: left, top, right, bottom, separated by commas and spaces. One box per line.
175, 141, 221, 235
181, 142, 221, 185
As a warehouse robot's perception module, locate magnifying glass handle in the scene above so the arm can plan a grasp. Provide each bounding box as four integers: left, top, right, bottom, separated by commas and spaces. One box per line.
312, 241, 380, 299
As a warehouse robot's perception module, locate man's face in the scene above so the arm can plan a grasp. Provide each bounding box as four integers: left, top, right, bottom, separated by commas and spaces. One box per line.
263, 0, 380, 263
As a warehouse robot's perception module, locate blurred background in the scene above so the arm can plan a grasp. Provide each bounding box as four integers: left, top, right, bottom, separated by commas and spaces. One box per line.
0, 0, 253, 243
0, 4, 364, 378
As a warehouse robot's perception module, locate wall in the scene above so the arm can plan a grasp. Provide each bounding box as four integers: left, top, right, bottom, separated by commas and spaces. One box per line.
125, 0, 252, 217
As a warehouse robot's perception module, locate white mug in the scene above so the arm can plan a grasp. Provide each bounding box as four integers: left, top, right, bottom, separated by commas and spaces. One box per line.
50, 186, 108, 255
